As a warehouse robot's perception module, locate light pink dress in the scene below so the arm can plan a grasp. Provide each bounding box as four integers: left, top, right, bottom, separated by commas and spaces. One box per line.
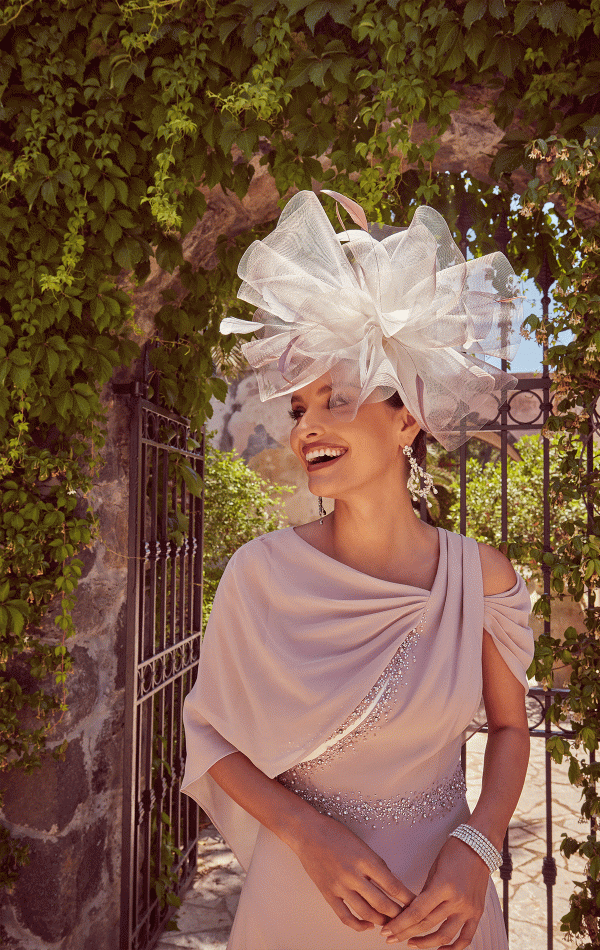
182, 526, 534, 950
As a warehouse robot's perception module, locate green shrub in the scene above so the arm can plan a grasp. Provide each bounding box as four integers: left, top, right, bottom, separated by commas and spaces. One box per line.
202, 433, 292, 629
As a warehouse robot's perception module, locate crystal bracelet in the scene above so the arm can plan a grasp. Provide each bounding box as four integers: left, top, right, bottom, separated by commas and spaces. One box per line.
449, 824, 502, 873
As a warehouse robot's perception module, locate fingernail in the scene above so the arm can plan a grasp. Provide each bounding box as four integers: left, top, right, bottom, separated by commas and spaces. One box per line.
381, 929, 392, 936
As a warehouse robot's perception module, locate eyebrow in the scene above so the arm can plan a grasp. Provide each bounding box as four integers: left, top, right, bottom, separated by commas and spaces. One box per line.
290, 385, 332, 405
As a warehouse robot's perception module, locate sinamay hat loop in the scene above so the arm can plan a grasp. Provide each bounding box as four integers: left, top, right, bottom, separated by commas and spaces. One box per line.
221, 190, 524, 451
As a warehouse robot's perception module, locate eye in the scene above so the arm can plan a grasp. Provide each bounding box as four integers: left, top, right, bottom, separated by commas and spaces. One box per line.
328, 394, 350, 410
288, 407, 304, 422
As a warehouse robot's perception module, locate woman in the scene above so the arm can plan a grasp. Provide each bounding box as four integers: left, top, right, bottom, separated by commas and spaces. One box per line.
182, 191, 534, 950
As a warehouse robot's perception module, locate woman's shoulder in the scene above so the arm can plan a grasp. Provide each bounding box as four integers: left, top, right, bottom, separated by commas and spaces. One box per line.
476, 539, 518, 597
227, 526, 295, 567
440, 526, 517, 597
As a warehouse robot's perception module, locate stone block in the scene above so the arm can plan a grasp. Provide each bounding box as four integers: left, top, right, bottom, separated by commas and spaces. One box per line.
9, 817, 107, 944
3, 645, 98, 742
11, 827, 82, 942
50, 645, 99, 740
1, 735, 88, 833
77, 818, 108, 906
114, 601, 128, 690
92, 710, 124, 795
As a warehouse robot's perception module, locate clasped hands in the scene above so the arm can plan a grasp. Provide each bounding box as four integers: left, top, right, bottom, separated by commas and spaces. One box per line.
293, 815, 490, 950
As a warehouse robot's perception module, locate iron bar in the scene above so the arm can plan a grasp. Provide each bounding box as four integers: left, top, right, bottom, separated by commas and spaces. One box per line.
121, 398, 204, 950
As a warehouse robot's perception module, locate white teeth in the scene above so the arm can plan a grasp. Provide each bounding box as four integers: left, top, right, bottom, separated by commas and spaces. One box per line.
305, 447, 346, 463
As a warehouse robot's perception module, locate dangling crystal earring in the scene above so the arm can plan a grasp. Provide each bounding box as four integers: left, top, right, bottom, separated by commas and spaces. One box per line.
403, 444, 438, 509
318, 497, 326, 525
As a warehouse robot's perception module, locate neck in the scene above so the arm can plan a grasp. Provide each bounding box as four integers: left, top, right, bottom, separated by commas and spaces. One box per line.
324, 481, 436, 584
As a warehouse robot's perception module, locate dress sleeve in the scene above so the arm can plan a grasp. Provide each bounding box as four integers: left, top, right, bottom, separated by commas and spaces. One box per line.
483, 571, 535, 692
180, 548, 262, 871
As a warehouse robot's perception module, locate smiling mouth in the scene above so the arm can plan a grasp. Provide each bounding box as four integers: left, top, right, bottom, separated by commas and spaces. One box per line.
305, 449, 347, 469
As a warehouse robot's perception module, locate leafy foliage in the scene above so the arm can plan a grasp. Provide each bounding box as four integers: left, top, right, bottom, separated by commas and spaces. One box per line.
0, 0, 599, 938
202, 433, 292, 628
447, 434, 599, 583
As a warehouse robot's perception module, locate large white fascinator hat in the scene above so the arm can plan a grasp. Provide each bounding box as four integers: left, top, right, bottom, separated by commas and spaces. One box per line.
220, 189, 524, 452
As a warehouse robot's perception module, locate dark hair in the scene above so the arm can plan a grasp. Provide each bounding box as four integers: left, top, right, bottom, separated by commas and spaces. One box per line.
385, 392, 427, 468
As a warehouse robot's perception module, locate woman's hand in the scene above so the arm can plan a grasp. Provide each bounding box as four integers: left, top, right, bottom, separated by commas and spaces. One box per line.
291, 811, 416, 932
380, 837, 490, 949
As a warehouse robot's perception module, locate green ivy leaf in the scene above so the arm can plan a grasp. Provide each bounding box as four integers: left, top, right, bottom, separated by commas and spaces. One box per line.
55, 390, 74, 417
6, 606, 25, 636
118, 140, 137, 174
96, 179, 116, 213
180, 463, 203, 498
463, 22, 487, 63
305, 2, 332, 34
155, 236, 183, 272
538, 1, 567, 34
10, 365, 31, 389
45, 347, 60, 378
91, 12, 116, 43
488, 0, 508, 18
513, 0, 536, 32
463, 0, 487, 28
41, 179, 58, 206
104, 216, 122, 247
23, 178, 43, 208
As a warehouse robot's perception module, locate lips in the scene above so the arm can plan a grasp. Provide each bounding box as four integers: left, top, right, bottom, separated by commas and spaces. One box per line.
304, 446, 348, 470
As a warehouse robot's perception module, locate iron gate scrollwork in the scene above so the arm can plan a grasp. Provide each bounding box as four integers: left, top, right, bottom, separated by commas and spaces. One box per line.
120, 385, 204, 950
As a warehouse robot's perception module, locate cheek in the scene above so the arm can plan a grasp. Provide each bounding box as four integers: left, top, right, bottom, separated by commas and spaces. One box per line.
289, 425, 300, 457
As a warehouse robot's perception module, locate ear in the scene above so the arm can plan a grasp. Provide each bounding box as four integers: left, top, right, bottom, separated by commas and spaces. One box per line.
396, 405, 421, 445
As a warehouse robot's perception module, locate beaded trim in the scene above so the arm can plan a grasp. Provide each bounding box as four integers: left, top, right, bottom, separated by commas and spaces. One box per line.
280, 763, 466, 828
282, 614, 426, 780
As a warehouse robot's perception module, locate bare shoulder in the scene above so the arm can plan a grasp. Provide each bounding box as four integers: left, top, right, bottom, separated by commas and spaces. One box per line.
477, 541, 518, 597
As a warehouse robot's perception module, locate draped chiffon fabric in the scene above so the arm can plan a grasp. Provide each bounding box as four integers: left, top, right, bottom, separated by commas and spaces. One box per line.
182, 526, 534, 949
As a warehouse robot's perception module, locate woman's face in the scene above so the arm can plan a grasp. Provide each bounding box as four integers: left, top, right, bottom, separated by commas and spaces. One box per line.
289, 374, 416, 500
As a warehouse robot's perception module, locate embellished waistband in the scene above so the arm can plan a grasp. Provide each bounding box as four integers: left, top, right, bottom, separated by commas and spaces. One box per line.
278, 764, 466, 829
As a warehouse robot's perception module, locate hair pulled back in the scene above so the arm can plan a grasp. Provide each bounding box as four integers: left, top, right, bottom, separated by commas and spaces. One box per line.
385, 392, 427, 469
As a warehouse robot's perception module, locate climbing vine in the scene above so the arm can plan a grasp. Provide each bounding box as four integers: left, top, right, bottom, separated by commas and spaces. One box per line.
0, 0, 599, 942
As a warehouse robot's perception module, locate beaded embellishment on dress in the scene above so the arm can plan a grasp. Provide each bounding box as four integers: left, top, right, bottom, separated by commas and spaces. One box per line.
279, 763, 466, 828
277, 610, 469, 828
281, 612, 426, 778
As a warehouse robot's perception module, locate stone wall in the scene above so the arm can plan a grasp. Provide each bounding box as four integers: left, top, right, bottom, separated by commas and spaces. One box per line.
0, 391, 131, 950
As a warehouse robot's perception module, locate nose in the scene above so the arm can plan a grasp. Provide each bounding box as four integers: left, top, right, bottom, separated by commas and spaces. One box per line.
295, 403, 327, 437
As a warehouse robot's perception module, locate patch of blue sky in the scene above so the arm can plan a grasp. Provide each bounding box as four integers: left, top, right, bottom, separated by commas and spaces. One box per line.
464, 200, 574, 374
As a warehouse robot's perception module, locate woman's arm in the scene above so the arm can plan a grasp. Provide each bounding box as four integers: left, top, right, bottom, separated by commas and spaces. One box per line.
381, 546, 531, 949
208, 750, 415, 931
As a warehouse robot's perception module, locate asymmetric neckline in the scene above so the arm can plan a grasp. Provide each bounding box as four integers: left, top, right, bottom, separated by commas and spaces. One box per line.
287, 524, 446, 596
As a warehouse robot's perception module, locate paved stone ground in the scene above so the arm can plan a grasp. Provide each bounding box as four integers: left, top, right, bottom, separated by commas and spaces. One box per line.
157, 735, 585, 950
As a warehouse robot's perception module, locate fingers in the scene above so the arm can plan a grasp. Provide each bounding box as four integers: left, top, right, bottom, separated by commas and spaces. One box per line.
368, 862, 416, 910
344, 891, 391, 928
396, 914, 463, 949
327, 896, 375, 933
361, 877, 409, 921
439, 918, 479, 950
382, 894, 445, 943
383, 907, 481, 949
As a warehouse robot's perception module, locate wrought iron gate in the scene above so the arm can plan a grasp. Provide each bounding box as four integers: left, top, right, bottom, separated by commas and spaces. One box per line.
120, 383, 204, 950
416, 193, 597, 948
